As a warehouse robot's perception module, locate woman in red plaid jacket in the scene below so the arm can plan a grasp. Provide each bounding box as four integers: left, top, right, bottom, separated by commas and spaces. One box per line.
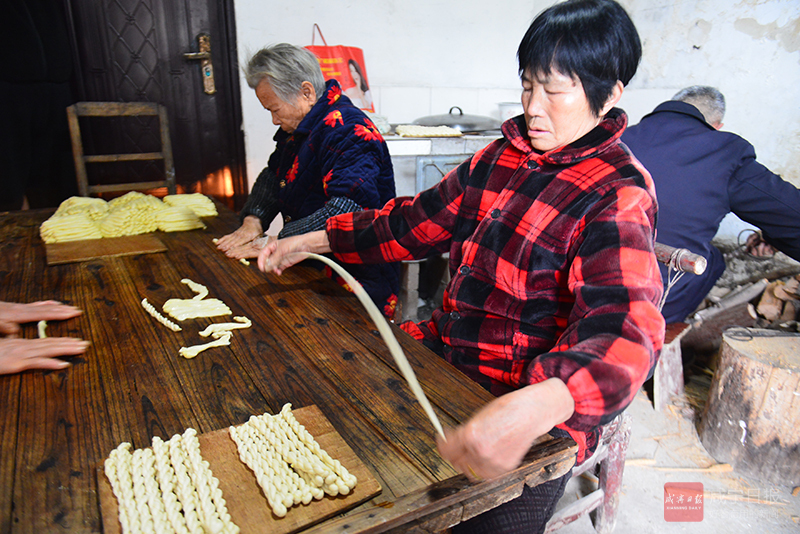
258, 1, 664, 531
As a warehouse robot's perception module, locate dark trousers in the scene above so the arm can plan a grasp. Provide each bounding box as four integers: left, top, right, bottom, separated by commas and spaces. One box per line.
452, 428, 574, 534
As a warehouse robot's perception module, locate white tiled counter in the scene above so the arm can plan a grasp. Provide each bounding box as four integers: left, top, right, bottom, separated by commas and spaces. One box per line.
385, 134, 500, 197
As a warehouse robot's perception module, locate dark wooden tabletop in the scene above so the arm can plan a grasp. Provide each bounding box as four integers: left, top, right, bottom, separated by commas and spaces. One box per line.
0, 205, 576, 533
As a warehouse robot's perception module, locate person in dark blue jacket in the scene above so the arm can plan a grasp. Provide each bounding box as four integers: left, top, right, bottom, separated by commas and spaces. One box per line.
622, 86, 800, 323
217, 43, 399, 316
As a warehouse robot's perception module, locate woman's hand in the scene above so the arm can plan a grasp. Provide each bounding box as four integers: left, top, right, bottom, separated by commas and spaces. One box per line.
257, 230, 331, 275
225, 235, 276, 259
0, 300, 83, 335
0, 337, 89, 374
216, 216, 263, 252
436, 378, 575, 481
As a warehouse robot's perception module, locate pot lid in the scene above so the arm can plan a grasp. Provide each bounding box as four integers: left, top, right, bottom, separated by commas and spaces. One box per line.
413, 106, 501, 133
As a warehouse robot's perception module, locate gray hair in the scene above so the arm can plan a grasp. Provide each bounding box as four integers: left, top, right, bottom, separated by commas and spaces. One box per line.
672, 85, 725, 126
245, 44, 326, 103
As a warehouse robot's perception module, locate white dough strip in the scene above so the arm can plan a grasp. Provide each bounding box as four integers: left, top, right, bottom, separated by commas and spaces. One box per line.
287, 252, 445, 438
179, 332, 232, 359
198, 316, 252, 337
141, 298, 182, 332
37, 320, 47, 338
163, 298, 232, 321
181, 278, 209, 300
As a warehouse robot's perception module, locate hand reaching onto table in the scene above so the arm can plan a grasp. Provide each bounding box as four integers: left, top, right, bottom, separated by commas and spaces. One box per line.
0, 300, 89, 374
216, 215, 263, 252
436, 378, 575, 481
224, 234, 276, 259
257, 230, 331, 275
0, 300, 83, 335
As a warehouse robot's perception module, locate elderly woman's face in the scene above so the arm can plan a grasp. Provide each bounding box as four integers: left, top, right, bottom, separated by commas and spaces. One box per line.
255, 79, 315, 133
520, 68, 602, 152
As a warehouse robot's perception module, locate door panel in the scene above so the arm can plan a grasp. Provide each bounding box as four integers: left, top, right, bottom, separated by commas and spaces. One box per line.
66, 0, 247, 209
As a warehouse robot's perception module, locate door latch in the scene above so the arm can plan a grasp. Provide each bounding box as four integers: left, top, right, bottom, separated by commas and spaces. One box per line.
183, 34, 216, 95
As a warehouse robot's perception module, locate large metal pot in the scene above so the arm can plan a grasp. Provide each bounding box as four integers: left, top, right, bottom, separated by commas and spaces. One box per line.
413, 106, 501, 134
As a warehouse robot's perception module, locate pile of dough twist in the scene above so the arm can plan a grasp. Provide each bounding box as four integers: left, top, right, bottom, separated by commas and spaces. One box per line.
105, 429, 239, 534
40, 192, 215, 243
228, 403, 357, 518
163, 194, 218, 217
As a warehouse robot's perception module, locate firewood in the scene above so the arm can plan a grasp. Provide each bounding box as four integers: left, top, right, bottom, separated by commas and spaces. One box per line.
780, 299, 799, 323
783, 278, 799, 296
774, 281, 798, 301
757, 282, 783, 321
694, 279, 767, 322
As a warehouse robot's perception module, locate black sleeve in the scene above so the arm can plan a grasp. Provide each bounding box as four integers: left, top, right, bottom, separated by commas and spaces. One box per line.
239, 167, 280, 230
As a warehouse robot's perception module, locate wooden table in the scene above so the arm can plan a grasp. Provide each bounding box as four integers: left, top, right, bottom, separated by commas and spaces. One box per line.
0, 206, 576, 533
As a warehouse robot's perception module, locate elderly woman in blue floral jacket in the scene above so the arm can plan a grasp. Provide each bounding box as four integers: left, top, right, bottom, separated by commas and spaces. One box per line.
217, 43, 398, 316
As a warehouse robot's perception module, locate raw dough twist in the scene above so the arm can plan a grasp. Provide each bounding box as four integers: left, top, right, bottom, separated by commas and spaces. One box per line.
141, 298, 182, 332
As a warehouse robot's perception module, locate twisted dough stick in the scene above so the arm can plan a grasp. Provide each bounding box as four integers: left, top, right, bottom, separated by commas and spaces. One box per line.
152, 436, 190, 534
141, 298, 182, 332
108, 443, 142, 534
130, 449, 156, 533
229, 424, 289, 517
168, 434, 204, 534
104, 445, 135, 534
180, 428, 238, 534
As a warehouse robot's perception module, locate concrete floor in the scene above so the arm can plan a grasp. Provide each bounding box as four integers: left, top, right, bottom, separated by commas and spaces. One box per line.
554, 389, 800, 533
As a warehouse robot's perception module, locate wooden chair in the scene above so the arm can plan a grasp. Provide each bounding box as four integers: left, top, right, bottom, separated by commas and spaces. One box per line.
66, 102, 177, 196
545, 242, 706, 533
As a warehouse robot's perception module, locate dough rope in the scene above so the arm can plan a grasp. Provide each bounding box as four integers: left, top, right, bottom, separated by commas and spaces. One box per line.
198, 317, 251, 337
179, 331, 232, 359
141, 298, 182, 332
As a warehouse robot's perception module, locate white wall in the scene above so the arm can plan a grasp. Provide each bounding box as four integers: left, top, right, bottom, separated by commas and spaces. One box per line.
234, 0, 800, 239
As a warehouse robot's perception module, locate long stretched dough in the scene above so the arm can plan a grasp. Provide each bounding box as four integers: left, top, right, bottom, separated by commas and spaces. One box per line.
288, 252, 445, 438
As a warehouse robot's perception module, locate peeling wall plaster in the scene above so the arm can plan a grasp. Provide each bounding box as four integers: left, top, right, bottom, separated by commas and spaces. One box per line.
620, 0, 800, 192
734, 16, 800, 53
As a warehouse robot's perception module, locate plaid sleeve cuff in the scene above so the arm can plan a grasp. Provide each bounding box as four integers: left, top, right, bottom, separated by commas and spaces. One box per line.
279, 197, 362, 238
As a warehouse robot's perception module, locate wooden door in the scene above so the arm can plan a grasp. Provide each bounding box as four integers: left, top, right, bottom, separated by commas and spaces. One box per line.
64, 0, 247, 209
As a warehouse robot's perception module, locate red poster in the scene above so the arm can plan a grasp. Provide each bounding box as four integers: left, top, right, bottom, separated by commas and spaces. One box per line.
306, 25, 374, 113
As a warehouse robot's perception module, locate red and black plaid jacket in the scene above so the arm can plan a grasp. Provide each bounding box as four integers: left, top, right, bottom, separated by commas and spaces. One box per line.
327, 109, 665, 462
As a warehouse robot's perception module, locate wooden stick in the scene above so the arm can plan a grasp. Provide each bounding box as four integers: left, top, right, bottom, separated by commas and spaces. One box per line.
625, 459, 733, 473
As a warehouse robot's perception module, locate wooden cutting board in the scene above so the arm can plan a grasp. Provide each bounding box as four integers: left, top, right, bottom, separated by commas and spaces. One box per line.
97, 405, 382, 534
45, 234, 167, 265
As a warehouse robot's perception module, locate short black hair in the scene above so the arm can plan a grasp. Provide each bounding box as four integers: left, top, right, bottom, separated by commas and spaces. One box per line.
517, 0, 641, 116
